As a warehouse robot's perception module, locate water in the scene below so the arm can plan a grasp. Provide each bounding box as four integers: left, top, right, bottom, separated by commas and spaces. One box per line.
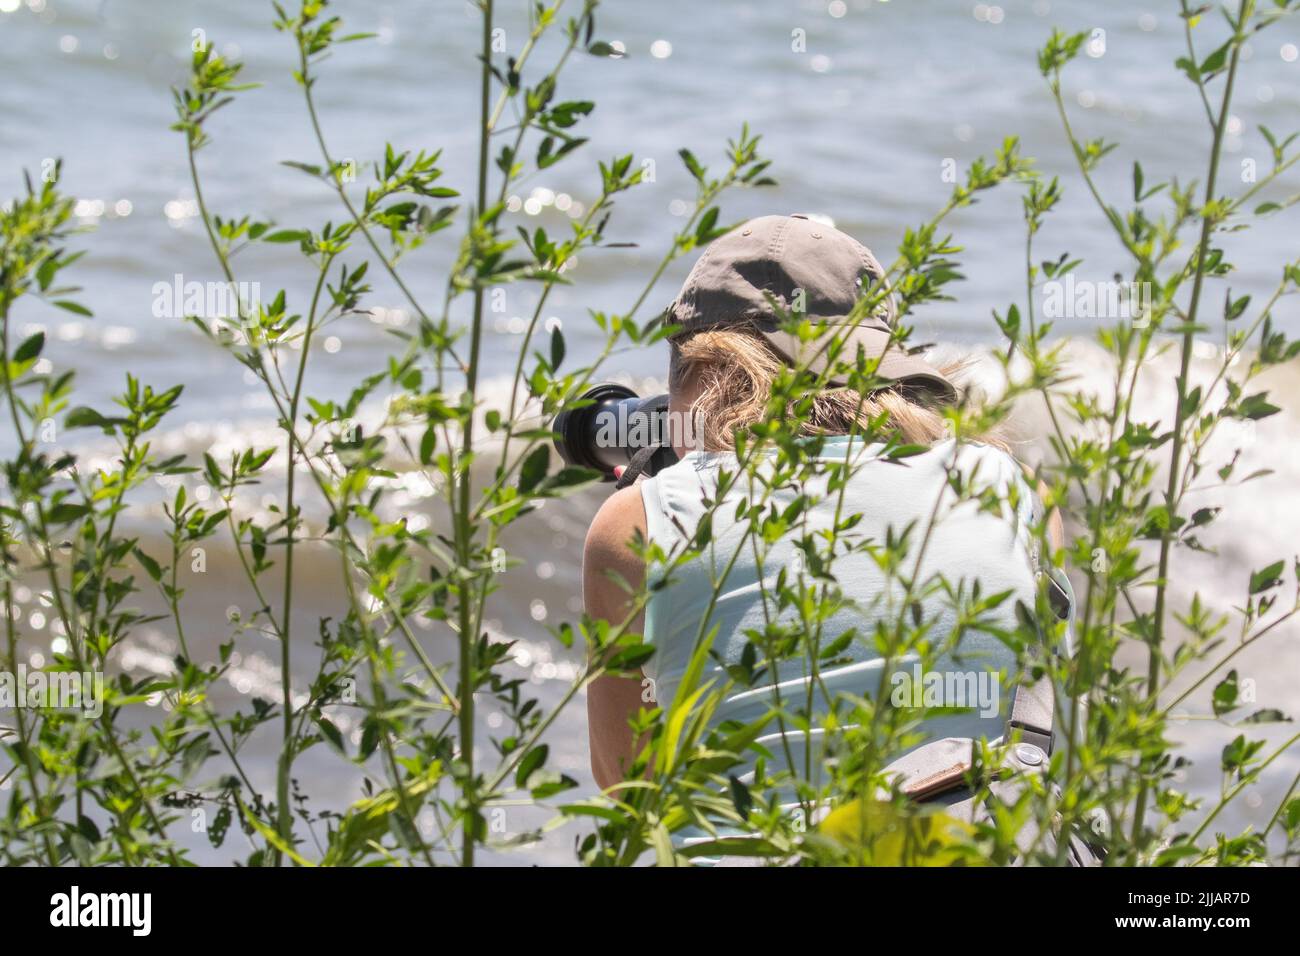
1, 0, 1298, 864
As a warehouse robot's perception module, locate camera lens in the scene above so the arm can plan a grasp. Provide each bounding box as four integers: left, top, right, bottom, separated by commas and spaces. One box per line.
552, 384, 679, 481
553, 383, 640, 478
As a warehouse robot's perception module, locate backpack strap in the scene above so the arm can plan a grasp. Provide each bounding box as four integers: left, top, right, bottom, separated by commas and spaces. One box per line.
1006, 476, 1072, 757
1007, 673, 1055, 756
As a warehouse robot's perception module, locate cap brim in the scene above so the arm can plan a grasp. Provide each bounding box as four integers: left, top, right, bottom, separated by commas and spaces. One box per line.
760, 325, 957, 403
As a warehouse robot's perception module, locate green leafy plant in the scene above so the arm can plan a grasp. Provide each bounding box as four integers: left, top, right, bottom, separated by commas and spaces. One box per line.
2, 0, 1298, 867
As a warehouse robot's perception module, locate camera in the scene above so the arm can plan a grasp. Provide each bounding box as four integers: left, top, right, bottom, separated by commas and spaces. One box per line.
551, 383, 678, 482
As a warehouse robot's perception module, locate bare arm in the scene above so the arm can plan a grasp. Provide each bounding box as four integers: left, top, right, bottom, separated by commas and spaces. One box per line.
583, 484, 650, 792
1038, 480, 1065, 552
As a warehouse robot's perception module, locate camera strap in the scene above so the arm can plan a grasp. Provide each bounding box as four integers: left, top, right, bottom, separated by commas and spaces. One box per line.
613, 395, 676, 489
614, 444, 662, 490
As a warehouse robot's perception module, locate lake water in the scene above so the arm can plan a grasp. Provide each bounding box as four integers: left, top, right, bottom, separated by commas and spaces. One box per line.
1, 0, 1298, 864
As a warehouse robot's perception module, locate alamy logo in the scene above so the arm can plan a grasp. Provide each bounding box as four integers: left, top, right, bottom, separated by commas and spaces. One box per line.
1042, 274, 1152, 326
0, 665, 104, 718
890, 663, 1000, 719
151, 273, 261, 319
49, 886, 151, 936
592, 404, 701, 453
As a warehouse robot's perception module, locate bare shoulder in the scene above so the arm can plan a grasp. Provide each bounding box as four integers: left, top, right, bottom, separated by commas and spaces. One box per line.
583, 484, 647, 620
584, 484, 647, 575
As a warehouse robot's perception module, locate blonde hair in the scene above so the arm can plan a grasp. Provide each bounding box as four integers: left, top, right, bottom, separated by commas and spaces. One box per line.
668, 325, 991, 452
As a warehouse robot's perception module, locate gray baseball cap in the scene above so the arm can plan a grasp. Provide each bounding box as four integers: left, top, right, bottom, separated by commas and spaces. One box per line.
664, 213, 957, 402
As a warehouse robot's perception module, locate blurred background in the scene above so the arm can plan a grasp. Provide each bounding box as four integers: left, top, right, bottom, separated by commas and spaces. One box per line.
1, 0, 1298, 863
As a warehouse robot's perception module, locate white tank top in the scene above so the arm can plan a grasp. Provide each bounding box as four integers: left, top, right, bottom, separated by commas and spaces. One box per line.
638, 436, 1052, 790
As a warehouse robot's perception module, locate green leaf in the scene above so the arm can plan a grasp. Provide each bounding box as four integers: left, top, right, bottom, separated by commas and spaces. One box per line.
885, 444, 930, 460
263, 229, 309, 243
1248, 560, 1285, 595
13, 331, 45, 363
549, 325, 565, 370
133, 547, 164, 582
518, 445, 550, 495
539, 465, 600, 494
515, 744, 549, 788
607, 643, 655, 672
53, 300, 92, 316
1238, 392, 1280, 421
360, 717, 380, 759
418, 425, 437, 465
679, 148, 706, 183
65, 406, 114, 430
46, 502, 90, 524
236, 797, 315, 867
280, 160, 323, 177
1212, 671, 1239, 716
316, 716, 346, 754
1199, 40, 1231, 77
529, 774, 578, 799
694, 206, 720, 244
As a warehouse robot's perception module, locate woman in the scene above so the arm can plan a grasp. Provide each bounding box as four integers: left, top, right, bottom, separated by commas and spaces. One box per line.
584, 214, 1066, 812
